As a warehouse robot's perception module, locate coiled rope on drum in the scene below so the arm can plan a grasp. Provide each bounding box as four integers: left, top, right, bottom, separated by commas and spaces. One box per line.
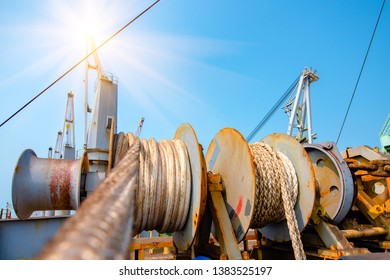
249, 142, 306, 260
113, 132, 191, 234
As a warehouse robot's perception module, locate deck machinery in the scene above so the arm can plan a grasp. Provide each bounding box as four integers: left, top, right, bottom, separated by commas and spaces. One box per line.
2, 65, 390, 260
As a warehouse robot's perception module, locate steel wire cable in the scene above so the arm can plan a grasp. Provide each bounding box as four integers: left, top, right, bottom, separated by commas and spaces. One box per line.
114, 132, 192, 235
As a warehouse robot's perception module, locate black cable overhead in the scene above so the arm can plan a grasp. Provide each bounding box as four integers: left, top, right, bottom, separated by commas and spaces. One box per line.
0, 0, 160, 129
246, 75, 300, 142
336, 0, 386, 144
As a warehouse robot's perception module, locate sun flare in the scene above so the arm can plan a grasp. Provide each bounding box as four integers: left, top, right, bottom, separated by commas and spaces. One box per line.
2, 0, 224, 135
81, 10, 106, 46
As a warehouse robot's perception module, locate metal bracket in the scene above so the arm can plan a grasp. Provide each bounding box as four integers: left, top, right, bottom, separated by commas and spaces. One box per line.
206, 173, 243, 260
208, 172, 223, 192
311, 206, 327, 225
313, 220, 354, 250
355, 189, 390, 241
368, 204, 385, 220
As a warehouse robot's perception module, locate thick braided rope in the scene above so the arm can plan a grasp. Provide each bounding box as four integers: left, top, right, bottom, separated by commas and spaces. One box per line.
114, 133, 191, 234
250, 143, 285, 227
249, 142, 306, 260
276, 151, 306, 260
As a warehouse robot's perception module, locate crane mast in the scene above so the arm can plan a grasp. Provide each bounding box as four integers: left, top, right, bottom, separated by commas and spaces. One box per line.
83, 36, 118, 198
285, 67, 319, 144
63, 91, 76, 160
48, 92, 76, 160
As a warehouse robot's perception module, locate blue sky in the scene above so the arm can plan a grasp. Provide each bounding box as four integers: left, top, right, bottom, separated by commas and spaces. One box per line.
0, 0, 389, 214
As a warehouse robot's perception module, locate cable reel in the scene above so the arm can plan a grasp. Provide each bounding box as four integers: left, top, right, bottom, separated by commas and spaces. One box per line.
113, 123, 207, 251
173, 123, 208, 251
206, 129, 316, 243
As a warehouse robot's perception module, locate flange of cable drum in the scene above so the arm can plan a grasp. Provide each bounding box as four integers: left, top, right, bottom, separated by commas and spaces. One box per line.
303, 142, 354, 224
112, 123, 207, 252
206, 129, 316, 260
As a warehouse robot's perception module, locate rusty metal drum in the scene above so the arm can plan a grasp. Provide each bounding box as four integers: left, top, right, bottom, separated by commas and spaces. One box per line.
12, 149, 85, 220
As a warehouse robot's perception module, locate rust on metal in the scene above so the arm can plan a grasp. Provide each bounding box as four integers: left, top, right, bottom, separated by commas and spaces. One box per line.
130, 237, 174, 251
49, 160, 73, 209
12, 149, 82, 220
193, 212, 198, 227
207, 173, 223, 192
304, 142, 355, 225
38, 138, 141, 260
342, 227, 387, 239
346, 159, 390, 177
173, 123, 208, 252
346, 151, 390, 237
379, 241, 390, 249
107, 117, 115, 174
81, 152, 89, 173
317, 248, 370, 260
242, 251, 250, 260
205, 128, 256, 243
361, 175, 387, 182
14, 166, 20, 174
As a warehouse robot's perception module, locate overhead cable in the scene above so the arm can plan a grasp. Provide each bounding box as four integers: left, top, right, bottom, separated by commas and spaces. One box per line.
0, 0, 160, 129
336, 0, 386, 144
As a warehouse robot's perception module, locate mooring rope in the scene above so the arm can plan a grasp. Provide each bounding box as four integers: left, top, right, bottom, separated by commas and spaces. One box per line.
249, 142, 306, 260
114, 132, 191, 234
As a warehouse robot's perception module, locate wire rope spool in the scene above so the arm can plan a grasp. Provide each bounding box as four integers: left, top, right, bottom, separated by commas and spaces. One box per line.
206, 130, 316, 245
113, 123, 207, 251
173, 123, 208, 251
303, 142, 354, 223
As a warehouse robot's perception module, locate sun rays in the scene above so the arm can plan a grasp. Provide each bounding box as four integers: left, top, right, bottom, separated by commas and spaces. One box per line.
1, 0, 247, 141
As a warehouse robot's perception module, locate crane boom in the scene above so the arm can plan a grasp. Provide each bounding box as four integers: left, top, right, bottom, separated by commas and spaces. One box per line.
246, 75, 300, 142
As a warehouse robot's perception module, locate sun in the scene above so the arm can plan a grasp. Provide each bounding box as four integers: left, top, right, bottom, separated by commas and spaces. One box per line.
36, 0, 125, 59
82, 10, 105, 45
4, 0, 219, 137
